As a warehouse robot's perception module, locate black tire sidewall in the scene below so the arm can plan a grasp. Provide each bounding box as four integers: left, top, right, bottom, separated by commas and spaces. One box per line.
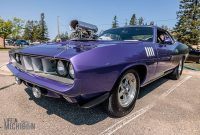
107, 69, 140, 117
179, 58, 184, 76
169, 58, 184, 80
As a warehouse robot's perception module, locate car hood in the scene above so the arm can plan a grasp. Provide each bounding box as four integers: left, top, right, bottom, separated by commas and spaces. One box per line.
19, 40, 141, 59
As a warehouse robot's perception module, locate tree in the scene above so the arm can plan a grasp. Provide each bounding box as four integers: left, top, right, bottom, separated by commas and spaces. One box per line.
23, 20, 32, 41
33, 21, 41, 42
112, 15, 119, 28
23, 20, 40, 42
23, 20, 34, 42
138, 17, 144, 25
0, 18, 13, 48
129, 14, 137, 25
37, 13, 49, 42
11, 17, 24, 39
54, 32, 68, 42
23, 13, 49, 43
174, 0, 200, 45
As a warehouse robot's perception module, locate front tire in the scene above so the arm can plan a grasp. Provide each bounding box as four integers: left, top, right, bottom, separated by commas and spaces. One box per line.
168, 58, 184, 80
106, 69, 140, 117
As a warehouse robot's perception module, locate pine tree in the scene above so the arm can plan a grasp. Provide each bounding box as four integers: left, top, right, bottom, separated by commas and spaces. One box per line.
54, 32, 68, 42
33, 21, 40, 42
174, 0, 200, 45
38, 13, 49, 42
112, 15, 119, 28
23, 20, 33, 41
23, 20, 37, 42
138, 17, 144, 25
129, 14, 137, 25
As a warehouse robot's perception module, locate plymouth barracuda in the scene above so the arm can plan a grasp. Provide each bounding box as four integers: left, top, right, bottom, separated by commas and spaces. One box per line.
7, 20, 189, 117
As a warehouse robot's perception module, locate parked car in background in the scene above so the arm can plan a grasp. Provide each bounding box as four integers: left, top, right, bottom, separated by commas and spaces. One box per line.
5, 39, 14, 46
14, 40, 29, 46
7, 20, 189, 117
186, 45, 200, 63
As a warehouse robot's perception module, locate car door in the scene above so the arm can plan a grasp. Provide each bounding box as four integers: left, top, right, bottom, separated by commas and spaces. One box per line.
155, 29, 174, 76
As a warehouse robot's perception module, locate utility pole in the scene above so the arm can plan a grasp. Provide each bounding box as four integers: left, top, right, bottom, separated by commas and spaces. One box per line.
57, 16, 60, 40
125, 19, 128, 26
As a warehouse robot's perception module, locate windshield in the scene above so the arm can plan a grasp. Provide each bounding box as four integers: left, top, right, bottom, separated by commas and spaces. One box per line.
98, 27, 153, 42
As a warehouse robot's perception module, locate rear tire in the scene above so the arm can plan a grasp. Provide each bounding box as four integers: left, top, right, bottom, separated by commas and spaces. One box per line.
168, 58, 184, 80
105, 69, 140, 117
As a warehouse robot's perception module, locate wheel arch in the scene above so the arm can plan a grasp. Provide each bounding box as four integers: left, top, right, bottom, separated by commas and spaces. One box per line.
132, 65, 147, 85
112, 64, 147, 91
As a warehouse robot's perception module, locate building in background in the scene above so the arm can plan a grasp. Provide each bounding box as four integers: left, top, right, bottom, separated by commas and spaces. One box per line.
0, 37, 4, 47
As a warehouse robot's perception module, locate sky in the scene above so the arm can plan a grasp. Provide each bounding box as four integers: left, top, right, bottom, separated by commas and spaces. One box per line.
0, 0, 180, 40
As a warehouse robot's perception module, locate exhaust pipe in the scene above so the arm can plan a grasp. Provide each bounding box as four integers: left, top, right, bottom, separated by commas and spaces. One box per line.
15, 77, 22, 85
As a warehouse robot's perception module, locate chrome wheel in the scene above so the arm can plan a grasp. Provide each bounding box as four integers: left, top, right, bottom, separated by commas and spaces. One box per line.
118, 73, 137, 107
178, 60, 183, 74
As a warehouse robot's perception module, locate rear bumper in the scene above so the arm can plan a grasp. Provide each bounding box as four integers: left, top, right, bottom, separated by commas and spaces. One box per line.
7, 63, 82, 97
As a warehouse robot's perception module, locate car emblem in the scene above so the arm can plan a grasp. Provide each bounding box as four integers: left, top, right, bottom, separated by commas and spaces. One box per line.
145, 47, 155, 57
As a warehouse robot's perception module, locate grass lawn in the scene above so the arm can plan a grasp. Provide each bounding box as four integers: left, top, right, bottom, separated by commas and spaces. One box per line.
0, 48, 10, 51
0, 45, 19, 51
184, 62, 200, 71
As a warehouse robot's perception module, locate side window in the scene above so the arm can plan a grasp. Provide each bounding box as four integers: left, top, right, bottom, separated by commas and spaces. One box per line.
157, 30, 166, 44
165, 31, 175, 44
157, 29, 174, 45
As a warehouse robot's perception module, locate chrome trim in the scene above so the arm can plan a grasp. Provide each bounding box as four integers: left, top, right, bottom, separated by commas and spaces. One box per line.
14, 62, 74, 85
118, 73, 137, 107
31, 57, 43, 72
23, 56, 33, 71
13, 53, 74, 84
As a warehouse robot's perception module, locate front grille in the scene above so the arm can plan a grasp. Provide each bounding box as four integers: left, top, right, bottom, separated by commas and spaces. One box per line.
21, 55, 57, 74
31, 57, 43, 72
14, 54, 74, 84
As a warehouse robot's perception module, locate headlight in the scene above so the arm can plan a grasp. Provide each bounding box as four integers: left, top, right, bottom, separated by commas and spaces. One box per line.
57, 60, 67, 76
68, 63, 75, 79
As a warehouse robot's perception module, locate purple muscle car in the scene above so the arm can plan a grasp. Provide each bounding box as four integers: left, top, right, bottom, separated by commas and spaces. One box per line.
7, 20, 189, 117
